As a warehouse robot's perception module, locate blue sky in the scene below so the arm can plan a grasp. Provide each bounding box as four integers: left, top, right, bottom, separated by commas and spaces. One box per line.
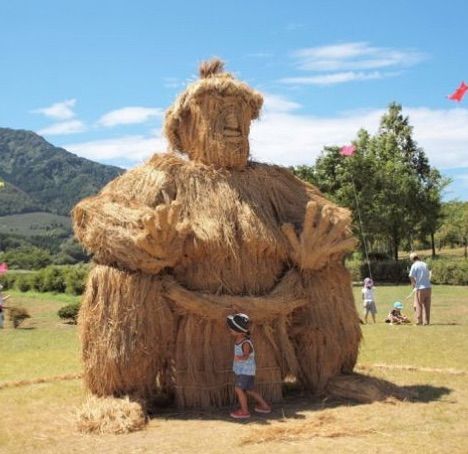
1, 0, 467, 199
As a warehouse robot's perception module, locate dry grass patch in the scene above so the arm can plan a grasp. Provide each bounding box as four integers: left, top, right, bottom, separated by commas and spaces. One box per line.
0, 373, 82, 390
241, 412, 373, 445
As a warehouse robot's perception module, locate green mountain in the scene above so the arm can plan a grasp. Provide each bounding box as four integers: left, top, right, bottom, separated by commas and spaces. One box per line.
0, 127, 123, 216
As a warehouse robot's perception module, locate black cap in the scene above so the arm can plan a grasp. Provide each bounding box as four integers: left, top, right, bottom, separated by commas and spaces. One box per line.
227, 313, 250, 333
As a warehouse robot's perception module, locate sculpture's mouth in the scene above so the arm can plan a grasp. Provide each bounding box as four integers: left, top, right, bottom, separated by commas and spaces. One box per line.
223, 127, 244, 143
222, 111, 244, 141
223, 126, 242, 138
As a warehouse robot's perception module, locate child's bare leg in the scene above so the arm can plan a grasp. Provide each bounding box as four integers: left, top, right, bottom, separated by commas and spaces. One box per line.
235, 387, 249, 413
246, 390, 270, 410
364, 312, 368, 324
372, 313, 376, 323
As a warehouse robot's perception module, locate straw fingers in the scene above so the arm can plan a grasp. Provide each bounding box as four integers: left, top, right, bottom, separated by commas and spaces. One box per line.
282, 202, 356, 271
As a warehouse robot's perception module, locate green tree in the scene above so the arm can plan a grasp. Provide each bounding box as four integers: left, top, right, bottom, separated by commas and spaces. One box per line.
0, 246, 52, 269
294, 103, 446, 261
436, 201, 468, 258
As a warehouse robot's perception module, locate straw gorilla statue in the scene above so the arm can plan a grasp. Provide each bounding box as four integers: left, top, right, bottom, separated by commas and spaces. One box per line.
73, 59, 361, 409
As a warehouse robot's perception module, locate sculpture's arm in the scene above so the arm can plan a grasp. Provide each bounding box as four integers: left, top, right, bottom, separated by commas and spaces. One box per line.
73, 196, 191, 274
281, 201, 356, 271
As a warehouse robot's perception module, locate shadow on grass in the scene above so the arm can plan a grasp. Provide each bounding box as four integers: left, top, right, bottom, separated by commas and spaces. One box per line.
427, 322, 459, 326
404, 384, 451, 403
145, 373, 452, 425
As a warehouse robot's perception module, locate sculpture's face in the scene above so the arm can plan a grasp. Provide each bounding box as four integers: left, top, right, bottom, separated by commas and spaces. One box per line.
187, 94, 252, 169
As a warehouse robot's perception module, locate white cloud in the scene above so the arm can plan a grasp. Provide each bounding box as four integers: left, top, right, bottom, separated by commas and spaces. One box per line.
31, 99, 77, 120
262, 93, 301, 112
406, 107, 468, 168
250, 97, 468, 170
97, 107, 163, 127
281, 42, 427, 86
250, 107, 381, 165
292, 42, 427, 72
64, 130, 167, 163
62, 94, 468, 173
280, 71, 391, 86
37, 120, 86, 136
245, 52, 274, 58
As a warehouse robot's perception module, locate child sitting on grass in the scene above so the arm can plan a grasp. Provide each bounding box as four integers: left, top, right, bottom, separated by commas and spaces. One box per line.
227, 313, 271, 419
385, 301, 411, 325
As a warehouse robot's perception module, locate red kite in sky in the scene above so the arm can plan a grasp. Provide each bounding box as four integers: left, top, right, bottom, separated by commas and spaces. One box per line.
448, 81, 468, 102
340, 145, 356, 156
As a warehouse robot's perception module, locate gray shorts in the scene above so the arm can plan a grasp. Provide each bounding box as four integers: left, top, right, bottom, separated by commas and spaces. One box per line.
235, 374, 255, 390
364, 301, 377, 315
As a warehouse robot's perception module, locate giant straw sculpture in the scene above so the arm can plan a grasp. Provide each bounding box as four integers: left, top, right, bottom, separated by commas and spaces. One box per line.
73, 59, 361, 409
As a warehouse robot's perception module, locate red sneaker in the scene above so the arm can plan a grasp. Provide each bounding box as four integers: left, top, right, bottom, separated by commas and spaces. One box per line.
230, 409, 251, 419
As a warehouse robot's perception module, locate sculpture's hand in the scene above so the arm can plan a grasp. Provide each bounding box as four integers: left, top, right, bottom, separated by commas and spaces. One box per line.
135, 201, 192, 267
282, 201, 356, 271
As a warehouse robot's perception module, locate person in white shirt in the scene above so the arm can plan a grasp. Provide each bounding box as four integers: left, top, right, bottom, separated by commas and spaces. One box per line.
408, 253, 432, 325
361, 277, 377, 324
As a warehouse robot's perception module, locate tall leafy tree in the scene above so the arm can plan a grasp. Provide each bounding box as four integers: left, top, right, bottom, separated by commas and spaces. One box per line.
293, 103, 447, 261
436, 201, 468, 258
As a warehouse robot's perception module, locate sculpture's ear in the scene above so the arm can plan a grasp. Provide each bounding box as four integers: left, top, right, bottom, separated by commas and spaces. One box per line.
164, 107, 184, 152
249, 92, 264, 120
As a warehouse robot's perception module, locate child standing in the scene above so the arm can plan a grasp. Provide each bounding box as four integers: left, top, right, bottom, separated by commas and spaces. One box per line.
227, 313, 271, 419
361, 277, 377, 324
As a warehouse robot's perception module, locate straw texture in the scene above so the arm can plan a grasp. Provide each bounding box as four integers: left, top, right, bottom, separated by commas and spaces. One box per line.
73, 59, 360, 410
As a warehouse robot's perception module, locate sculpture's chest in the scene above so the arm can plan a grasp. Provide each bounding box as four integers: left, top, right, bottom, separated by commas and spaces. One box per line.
171, 172, 294, 295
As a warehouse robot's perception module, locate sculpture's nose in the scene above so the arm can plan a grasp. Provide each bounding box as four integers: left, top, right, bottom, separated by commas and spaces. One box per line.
223, 112, 241, 137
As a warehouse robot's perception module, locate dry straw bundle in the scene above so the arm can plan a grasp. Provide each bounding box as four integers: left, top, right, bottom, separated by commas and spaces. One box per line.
76, 396, 146, 434
73, 58, 361, 410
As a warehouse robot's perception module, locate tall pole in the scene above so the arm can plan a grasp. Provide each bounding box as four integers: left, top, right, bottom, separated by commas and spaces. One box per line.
351, 175, 372, 280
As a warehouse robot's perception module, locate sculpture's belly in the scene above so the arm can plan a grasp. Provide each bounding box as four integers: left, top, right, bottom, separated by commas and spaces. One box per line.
173, 238, 287, 296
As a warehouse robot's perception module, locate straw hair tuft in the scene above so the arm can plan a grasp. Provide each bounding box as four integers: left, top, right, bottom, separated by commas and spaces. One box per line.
199, 58, 225, 78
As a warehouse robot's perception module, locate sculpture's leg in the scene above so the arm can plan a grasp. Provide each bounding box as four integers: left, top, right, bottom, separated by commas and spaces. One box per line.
291, 265, 361, 393
79, 265, 175, 403
173, 316, 233, 408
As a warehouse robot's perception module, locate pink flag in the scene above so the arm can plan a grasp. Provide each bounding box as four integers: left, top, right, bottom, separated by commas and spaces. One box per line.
448, 81, 468, 102
0, 263, 8, 274
340, 145, 356, 156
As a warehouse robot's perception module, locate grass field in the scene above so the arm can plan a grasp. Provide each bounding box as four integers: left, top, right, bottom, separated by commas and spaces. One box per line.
0, 212, 71, 237
0, 285, 467, 454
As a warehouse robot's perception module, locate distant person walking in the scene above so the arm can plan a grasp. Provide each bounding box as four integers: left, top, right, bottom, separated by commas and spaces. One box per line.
408, 253, 432, 325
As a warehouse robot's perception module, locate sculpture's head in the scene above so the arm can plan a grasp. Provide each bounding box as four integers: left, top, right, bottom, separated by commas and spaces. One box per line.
164, 59, 263, 170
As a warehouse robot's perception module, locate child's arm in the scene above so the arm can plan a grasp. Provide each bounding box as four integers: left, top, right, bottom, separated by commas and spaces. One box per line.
3, 295, 10, 301
234, 342, 252, 361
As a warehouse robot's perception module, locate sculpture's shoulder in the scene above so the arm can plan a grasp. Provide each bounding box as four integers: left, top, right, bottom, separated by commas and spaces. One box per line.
99, 152, 185, 206
246, 161, 330, 204
243, 161, 348, 226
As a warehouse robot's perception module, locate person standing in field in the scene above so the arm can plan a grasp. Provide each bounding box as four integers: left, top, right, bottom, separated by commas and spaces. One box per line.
408, 253, 432, 325
0, 284, 11, 329
361, 277, 377, 324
